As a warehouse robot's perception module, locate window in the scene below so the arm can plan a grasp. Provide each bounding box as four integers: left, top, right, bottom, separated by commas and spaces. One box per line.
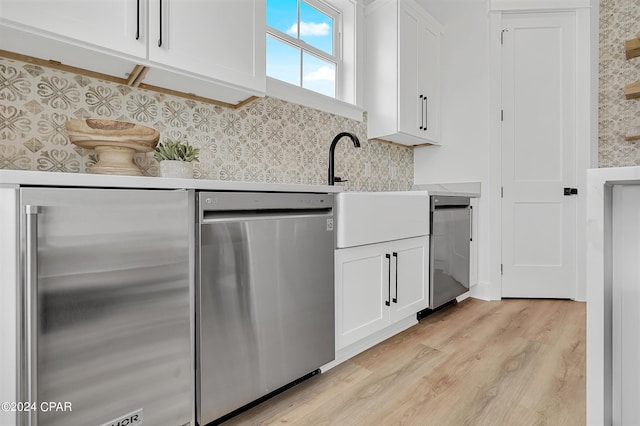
266, 0, 340, 98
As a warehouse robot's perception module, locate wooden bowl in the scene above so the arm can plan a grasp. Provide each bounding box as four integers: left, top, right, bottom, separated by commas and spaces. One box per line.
65, 119, 160, 176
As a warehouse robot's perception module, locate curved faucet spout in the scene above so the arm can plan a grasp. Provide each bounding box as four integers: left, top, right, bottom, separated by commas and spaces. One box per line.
328, 132, 361, 185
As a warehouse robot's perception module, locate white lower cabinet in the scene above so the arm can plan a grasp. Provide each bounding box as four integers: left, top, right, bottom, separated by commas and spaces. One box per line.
335, 236, 429, 351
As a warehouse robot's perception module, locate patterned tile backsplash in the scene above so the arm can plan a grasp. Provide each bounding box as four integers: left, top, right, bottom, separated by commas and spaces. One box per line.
599, 0, 640, 167
0, 56, 413, 191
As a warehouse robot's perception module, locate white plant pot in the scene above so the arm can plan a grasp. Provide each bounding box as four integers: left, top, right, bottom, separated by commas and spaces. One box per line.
159, 160, 194, 179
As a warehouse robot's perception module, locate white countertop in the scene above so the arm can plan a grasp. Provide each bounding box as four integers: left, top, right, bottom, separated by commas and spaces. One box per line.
0, 170, 342, 193
412, 182, 481, 197
587, 165, 640, 186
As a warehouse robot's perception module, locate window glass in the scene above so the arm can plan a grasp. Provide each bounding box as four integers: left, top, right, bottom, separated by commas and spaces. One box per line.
267, 36, 301, 86
300, 1, 333, 55
303, 52, 335, 98
266, 0, 339, 98
266, 0, 298, 36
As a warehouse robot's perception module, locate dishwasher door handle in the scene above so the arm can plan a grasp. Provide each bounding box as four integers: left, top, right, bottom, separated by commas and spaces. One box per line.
385, 254, 391, 306
202, 209, 332, 223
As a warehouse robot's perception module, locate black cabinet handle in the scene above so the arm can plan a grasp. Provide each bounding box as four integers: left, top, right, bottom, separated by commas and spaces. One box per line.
424, 96, 428, 131
419, 95, 424, 130
136, 0, 140, 40
158, 0, 163, 47
563, 187, 578, 196
392, 252, 398, 303
469, 205, 473, 242
385, 253, 391, 306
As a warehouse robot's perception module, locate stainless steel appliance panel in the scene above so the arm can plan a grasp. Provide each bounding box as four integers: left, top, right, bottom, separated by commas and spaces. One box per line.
429, 196, 471, 309
197, 192, 335, 425
20, 188, 193, 426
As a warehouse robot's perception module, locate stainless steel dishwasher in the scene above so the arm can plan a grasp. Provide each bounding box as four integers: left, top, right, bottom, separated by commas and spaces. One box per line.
196, 192, 335, 425
429, 195, 471, 309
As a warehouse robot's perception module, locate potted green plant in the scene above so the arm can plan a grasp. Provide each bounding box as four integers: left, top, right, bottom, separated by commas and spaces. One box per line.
154, 138, 200, 179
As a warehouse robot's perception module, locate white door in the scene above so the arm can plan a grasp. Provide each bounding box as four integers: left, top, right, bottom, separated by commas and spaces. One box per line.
501, 12, 577, 298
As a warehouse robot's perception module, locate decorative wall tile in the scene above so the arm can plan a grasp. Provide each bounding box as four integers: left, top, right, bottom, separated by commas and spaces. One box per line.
599, 0, 640, 167
0, 56, 413, 190
0, 63, 30, 101
36, 75, 80, 110
0, 144, 30, 170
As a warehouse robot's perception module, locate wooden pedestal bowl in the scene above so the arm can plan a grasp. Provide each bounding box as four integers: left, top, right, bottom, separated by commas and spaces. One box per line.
65, 119, 160, 176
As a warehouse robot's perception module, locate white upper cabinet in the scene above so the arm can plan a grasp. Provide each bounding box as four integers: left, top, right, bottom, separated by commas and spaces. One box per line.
0, 0, 147, 58
146, 0, 265, 101
366, 0, 442, 146
0, 0, 266, 105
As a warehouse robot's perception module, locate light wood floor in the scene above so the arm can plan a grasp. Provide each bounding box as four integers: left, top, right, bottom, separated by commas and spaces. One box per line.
224, 298, 586, 426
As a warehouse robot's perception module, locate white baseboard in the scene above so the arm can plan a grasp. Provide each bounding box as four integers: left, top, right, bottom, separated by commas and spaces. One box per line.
470, 280, 494, 301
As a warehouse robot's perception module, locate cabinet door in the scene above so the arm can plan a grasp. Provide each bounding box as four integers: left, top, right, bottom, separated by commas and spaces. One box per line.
367, 0, 442, 146
0, 0, 146, 58
335, 244, 391, 350
398, 1, 423, 140
390, 236, 429, 322
418, 20, 440, 143
147, 0, 265, 93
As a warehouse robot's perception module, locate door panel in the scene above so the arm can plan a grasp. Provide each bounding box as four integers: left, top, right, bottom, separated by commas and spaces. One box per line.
513, 202, 562, 266
343, 256, 386, 334
420, 23, 439, 142
390, 237, 428, 322
335, 245, 388, 350
198, 214, 335, 424
0, 0, 146, 58
612, 186, 640, 424
148, 0, 264, 90
20, 188, 191, 426
398, 3, 421, 138
501, 12, 577, 298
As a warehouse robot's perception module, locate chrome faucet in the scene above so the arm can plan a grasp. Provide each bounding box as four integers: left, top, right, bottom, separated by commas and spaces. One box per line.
328, 132, 361, 185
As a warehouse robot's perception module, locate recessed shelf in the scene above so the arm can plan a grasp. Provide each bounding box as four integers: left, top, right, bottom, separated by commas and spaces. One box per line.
625, 81, 640, 100
626, 38, 640, 60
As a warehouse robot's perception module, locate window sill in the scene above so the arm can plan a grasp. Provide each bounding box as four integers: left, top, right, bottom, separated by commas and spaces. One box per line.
266, 77, 365, 122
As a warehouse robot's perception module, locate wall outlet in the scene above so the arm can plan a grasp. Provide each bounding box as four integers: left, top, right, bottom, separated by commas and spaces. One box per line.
364, 162, 371, 178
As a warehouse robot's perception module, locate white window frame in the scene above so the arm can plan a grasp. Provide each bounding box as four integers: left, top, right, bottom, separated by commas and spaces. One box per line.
266, 0, 364, 121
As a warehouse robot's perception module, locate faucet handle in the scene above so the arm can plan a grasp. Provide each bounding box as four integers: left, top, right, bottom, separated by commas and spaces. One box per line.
334, 176, 348, 183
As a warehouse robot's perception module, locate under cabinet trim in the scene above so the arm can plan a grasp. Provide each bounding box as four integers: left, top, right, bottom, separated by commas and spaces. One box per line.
0, 49, 260, 109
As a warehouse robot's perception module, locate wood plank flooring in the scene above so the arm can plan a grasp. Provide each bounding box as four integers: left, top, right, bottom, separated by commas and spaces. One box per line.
223, 298, 586, 426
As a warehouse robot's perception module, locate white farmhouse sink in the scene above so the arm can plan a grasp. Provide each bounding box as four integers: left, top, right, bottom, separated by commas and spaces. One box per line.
336, 191, 430, 248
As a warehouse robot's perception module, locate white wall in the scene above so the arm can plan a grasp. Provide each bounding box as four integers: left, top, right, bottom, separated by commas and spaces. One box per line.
413, 0, 493, 299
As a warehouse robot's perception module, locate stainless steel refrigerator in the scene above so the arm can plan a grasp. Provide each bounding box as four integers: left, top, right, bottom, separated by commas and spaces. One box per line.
17, 187, 194, 426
